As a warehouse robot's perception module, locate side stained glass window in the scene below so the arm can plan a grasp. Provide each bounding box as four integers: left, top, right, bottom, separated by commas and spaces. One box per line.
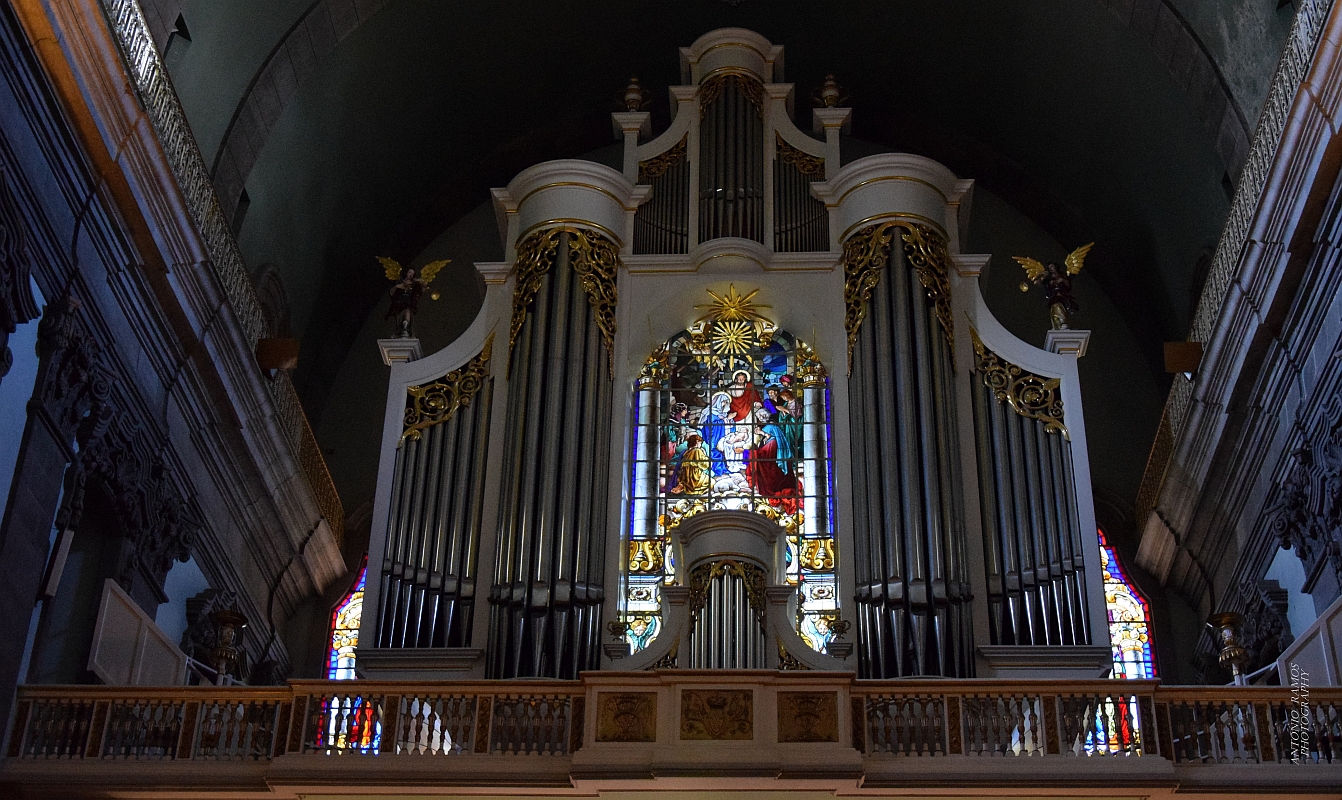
1099, 529, 1155, 679
327, 559, 367, 681
624, 286, 837, 654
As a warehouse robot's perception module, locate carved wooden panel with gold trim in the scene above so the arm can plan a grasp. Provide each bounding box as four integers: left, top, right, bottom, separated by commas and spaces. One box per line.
777, 691, 839, 742
595, 692, 658, 742
679, 689, 753, 740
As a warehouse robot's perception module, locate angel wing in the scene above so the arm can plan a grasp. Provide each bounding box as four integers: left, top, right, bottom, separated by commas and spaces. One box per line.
419, 259, 451, 284
1012, 255, 1047, 283
1065, 242, 1094, 276
377, 256, 403, 281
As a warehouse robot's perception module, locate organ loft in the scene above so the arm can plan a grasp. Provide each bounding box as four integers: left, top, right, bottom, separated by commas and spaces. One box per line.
0, 4, 1340, 798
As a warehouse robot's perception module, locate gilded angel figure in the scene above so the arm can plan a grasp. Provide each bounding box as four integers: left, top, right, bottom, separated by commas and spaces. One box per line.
1013, 242, 1094, 330
379, 256, 449, 337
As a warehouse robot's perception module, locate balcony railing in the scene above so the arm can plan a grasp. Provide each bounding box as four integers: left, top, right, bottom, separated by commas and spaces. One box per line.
97, 0, 344, 544
3, 676, 1339, 795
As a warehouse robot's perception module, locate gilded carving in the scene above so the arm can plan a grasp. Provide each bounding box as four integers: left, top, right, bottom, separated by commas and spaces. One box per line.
901, 224, 954, 352
946, 695, 963, 755
687, 559, 767, 620
777, 692, 838, 742
794, 340, 828, 388
638, 137, 687, 183
680, 690, 753, 740
509, 227, 620, 375
698, 72, 765, 116
628, 539, 664, 573
649, 637, 679, 670
798, 538, 835, 571
637, 343, 671, 389
595, 692, 658, 742
775, 134, 824, 178
970, 328, 1068, 439
777, 644, 808, 671
842, 221, 954, 372
400, 335, 492, 446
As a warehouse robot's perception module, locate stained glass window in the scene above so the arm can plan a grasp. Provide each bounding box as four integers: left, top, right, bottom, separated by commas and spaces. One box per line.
327, 559, 366, 681
1099, 528, 1155, 680
624, 286, 837, 654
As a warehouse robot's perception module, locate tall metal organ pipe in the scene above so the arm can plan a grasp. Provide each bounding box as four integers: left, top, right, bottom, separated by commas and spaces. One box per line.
970, 338, 1090, 649
488, 230, 613, 679
698, 75, 764, 243
847, 224, 974, 678
634, 142, 690, 255
377, 350, 492, 651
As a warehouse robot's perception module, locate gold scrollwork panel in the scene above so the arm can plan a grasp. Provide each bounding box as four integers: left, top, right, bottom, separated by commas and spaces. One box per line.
638, 137, 687, 183
698, 72, 765, 116
970, 328, 1068, 439
596, 692, 658, 742
680, 689, 753, 740
509, 227, 620, 374
777, 692, 839, 742
400, 335, 493, 446
687, 559, 767, 619
842, 221, 954, 372
775, 134, 824, 178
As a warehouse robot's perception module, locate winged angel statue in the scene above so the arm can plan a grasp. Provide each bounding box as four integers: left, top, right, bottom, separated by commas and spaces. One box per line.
1013, 243, 1093, 330
379, 256, 449, 337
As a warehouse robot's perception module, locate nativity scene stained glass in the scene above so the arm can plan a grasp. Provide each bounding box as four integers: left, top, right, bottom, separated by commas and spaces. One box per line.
1099, 528, 1155, 680
327, 560, 367, 681
625, 286, 838, 654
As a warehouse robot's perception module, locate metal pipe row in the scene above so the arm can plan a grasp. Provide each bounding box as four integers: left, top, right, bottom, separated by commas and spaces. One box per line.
487, 231, 611, 679
849, 235, 973, 678
687, 569, 766, 669
971, 377, 1090, 647
377, 377, 492, 649
633, 156, 690, 254
698, 79, 763, 243
772, 158, 827, 252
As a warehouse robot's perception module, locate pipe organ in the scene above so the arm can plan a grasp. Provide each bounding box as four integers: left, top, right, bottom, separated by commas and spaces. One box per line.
360, 28, 1109, 681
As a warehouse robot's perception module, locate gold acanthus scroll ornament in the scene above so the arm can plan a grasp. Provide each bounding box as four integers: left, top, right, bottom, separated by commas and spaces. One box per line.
698, 72, 765, 116
687, 559, 767, 621
638, 136, 687, 183
775, 134, 824, 178
400, 334, 493, 446
509, 226, 620, 375
969, 328, 1069, 439
842, 221, 954, 372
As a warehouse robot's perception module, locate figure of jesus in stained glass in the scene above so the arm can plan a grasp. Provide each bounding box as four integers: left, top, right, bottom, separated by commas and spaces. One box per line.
625, 286, 838, 655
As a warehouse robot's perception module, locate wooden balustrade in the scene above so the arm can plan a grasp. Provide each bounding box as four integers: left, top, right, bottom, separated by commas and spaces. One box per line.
4, 677, 1339, 795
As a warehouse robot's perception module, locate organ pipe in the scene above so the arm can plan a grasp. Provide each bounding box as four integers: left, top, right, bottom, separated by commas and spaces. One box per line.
970, 333, 1090, 648
698, 75, 764, 243
634, 139, 690, 254
488, 229, 615, 679
378, 345, 493, 650
846, 223, 974, 678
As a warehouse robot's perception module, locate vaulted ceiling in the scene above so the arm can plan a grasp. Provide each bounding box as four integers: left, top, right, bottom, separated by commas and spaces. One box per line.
160, 0, 1295, 517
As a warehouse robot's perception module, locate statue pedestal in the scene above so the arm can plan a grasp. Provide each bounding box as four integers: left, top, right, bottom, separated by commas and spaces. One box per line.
1046, 328, 1090, 358
377, 337, 422, 365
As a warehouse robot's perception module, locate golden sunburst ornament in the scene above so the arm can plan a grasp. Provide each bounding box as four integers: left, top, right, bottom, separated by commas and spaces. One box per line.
696, 284, 770, 322
711, 320, 755, 355
688, 284, 778, 367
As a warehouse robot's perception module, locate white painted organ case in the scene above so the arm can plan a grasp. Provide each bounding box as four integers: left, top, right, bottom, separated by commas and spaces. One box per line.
358, 28, 1110, 681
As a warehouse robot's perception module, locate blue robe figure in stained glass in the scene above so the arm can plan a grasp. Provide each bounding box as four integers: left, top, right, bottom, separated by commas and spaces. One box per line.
700, 391, 733, 477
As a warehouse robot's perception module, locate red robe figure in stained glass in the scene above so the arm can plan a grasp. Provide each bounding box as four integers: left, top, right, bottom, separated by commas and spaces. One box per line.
745, 406, 799, 512
727, 369, 764, 421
